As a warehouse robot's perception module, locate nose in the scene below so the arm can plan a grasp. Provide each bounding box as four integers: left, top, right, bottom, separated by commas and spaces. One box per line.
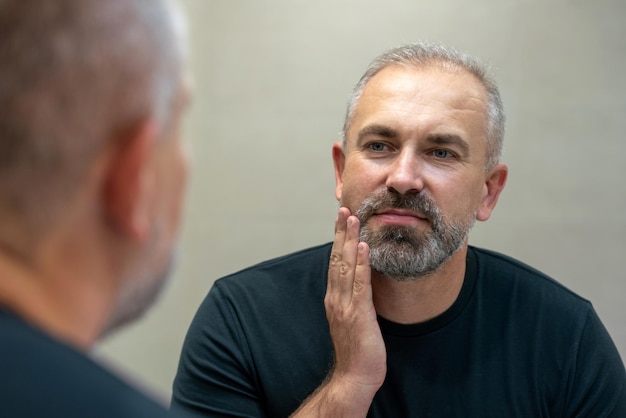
385, 149, 424, 195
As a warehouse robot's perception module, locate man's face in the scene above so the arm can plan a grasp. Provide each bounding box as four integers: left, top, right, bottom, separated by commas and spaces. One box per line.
333, 65, 502, 279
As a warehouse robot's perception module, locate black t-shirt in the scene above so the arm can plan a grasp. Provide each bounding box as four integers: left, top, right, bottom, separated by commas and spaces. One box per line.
172, 244, 626, 417
0, 308, 182, 418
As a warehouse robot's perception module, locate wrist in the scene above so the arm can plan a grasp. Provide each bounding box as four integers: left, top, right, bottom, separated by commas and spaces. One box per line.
290, 371, 380, 418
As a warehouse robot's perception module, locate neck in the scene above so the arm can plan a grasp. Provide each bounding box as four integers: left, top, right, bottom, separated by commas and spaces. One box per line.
372, 246, 468, 324
0, 247, 115, 351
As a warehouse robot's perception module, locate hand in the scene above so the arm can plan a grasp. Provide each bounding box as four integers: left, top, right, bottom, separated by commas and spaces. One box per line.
325, 207, 386, 392
290, 208, 385, 417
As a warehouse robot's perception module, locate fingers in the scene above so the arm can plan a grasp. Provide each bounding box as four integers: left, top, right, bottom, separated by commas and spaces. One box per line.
353, 241, 371, 299
328, 207, 366, 307
329, 207, 350, 268
328, 207, 350, 295
339, 215, 361, 300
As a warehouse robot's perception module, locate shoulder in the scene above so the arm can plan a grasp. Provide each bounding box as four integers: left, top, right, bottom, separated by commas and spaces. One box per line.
0, 310, 172, 417
471, 246, 589, 298
193, 243, 332, 322
469, 246, 593, 317
214, 242, 332, 290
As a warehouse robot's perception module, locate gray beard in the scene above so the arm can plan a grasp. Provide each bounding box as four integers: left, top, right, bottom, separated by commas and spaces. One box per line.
355, 189, 475, 281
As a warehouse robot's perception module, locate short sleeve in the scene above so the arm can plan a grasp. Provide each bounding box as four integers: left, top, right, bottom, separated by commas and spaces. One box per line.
171, 283, 267, 418
564, 308, 626, 417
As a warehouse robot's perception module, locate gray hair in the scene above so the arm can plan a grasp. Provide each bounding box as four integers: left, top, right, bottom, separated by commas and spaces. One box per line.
0, 0, 187, 256
342, 42, 505, 171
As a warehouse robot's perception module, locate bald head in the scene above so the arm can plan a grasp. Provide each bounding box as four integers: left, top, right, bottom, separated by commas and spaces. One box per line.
0, 0, 187, 257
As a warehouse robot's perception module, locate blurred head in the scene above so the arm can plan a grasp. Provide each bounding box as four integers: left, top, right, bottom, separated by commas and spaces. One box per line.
0, 0, 191, 335
333, 43, 507, 280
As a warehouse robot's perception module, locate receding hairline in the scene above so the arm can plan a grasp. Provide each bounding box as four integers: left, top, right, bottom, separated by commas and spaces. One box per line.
341, 43, 505, 171
345, 56, 490, 133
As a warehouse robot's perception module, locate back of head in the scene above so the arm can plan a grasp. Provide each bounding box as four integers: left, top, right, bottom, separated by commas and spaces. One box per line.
343, 42, 505, 171
0, 0, 186, 260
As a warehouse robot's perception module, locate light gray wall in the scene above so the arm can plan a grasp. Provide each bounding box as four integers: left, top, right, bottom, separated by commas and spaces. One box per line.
98, 0, 626, 401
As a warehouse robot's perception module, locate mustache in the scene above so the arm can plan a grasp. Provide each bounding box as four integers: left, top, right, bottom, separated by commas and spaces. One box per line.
355, 189, 441, 225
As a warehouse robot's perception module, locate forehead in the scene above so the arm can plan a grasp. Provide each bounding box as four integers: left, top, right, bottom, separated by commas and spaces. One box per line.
349, 64, 489, 139
364, 64, 487, 106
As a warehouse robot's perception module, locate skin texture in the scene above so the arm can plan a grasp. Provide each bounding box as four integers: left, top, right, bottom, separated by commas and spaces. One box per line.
291, 64, 507, 417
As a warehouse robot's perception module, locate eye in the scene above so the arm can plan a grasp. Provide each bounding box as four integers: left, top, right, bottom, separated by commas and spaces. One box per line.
367, 142, 388, 152
432, 149, 454, 159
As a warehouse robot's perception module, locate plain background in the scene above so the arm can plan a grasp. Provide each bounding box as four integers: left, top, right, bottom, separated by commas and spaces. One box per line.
98, 0, 626, 402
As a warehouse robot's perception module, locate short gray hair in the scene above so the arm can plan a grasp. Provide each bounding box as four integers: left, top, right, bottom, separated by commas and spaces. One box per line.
342, 42, 505, 171
0, 0, 187, 255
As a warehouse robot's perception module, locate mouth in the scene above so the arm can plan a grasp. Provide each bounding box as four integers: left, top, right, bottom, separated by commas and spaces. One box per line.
371, 208, 429, 226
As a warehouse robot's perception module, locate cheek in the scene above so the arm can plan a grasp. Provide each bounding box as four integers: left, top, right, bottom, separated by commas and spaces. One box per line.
338, 161, 380, 209
438, 179, 484, 218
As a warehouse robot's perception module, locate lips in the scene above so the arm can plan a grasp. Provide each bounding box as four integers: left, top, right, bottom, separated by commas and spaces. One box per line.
355, 189, 439, 230
376, 208, 426, 219
371, 208, 429, 226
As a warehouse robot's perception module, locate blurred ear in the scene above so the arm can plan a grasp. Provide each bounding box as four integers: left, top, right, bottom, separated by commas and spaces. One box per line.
476, 163, 508, 222
332, 142, 345, 201
103, 119, 158, 242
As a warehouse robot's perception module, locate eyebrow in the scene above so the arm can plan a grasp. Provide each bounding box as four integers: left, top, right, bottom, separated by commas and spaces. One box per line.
356, 125, 471, 155
356, 124, 398, 145
426, 133, 470, 156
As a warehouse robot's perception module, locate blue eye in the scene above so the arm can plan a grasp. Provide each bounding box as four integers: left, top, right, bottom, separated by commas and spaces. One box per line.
368, 142, 387, 152
433, 149, 452, 158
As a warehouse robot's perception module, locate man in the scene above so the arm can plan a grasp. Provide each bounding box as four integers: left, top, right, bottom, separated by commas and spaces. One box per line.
172, 43, 626, 417
0, 0, 192, 416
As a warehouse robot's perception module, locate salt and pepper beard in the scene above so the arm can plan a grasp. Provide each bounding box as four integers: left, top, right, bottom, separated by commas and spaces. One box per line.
355, 189, 476, 280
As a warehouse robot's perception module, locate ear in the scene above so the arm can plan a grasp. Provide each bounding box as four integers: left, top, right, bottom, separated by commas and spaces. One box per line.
476, 163, 508, 222
332, 142, 346, 202
103, 119, 158, 242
